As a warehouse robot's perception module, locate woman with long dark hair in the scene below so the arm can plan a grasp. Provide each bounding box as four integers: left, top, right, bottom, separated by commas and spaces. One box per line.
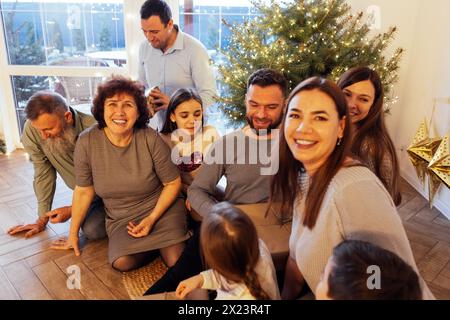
268, 77, 433, 300
338, 67, 401, 205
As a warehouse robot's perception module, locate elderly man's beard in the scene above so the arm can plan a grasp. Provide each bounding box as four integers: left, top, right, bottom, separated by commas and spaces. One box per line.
246, 114, 283, 136
42, 124, 77, 155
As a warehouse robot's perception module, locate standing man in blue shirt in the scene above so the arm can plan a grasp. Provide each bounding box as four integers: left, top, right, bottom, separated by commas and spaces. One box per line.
138, 0, 217, 131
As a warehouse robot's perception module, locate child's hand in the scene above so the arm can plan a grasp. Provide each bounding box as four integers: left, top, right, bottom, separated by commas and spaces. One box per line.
175, 274, 204, 299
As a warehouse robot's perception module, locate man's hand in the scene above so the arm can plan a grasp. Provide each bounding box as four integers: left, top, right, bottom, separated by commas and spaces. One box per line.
46, 206, 72, 224
7, 216, 49, 238
51, 233, 81, 256
150, 90, 170, 112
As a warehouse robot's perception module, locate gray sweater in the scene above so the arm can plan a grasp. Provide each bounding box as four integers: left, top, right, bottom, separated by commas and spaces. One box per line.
187, 129, 276, 217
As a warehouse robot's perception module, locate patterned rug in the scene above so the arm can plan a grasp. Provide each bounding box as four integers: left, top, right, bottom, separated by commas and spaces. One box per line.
122, 257, 168, 299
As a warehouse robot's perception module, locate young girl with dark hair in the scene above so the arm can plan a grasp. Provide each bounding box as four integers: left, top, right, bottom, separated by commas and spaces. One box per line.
159, 88, 220, 194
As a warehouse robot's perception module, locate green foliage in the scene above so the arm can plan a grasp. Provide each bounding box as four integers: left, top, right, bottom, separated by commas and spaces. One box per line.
4, 2, 48, 103
99, 26, 112, 51
217, 0, 403, 127
73, 29, 86, 52
0, 137, 6, 154
51, 20, 64, 53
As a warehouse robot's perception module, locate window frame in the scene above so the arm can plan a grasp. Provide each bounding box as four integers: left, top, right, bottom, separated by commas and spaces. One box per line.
0, 0, 179, 152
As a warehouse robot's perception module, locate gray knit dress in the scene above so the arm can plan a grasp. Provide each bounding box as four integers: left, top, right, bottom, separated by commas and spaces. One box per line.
75, 126, 189, 263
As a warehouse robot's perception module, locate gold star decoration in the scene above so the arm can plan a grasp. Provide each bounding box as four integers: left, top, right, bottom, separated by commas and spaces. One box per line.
427, 134, 450, 206
407, 120, 442, 186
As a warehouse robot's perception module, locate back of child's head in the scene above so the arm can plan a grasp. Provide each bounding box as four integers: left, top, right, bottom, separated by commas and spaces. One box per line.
201, 202, 269, 299
327, 240, 422, 300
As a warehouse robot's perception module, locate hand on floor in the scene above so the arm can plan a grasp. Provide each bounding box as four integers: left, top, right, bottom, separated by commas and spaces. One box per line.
51, 234, 81, 256
7, 216, 48, 238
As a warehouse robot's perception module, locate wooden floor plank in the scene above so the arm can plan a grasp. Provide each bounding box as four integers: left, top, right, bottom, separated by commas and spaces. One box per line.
412, 206, 441, 223
93, 263, 129, 300
405, 220, 450, 245
0, 236, 60, 266
404, 227, 439, 250
417, 242, 450, 283
47, 220, 71, 236
433, 215, 450, 228
0, 266, 21, 299
3, 260, 52, 300
32, 260, 85, 300
427, 283, 450, 300
81, 240, 109, 271
25, 248, 74, 269
0, 228, 56, 257
397, 195, 428, 221
54, 254, 117, 300
410, 240, 433, 264
6, 204, 38, 225
0, 204, 23, 233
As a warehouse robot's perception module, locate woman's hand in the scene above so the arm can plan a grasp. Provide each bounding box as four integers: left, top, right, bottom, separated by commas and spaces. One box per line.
50, 233, 81, 256
185, 198, 191, 211
175, 274, 204, 300
127, 216, 156, 238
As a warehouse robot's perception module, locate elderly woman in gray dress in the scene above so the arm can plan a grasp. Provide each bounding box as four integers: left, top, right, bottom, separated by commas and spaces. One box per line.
53, 75, 189, 271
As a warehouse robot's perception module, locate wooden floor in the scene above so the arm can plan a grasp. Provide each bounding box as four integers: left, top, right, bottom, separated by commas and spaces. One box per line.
0, 150, 449, 300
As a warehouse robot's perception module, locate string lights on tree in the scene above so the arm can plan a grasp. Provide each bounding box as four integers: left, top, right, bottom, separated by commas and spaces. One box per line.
217, 0, 403, 127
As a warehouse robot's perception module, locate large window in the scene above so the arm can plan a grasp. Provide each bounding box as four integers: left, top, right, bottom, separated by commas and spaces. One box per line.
1, 0, 128, 135
179, 0, 259, 133
2, 1, 126, 66
0, 0, 251, 150
179, 0, 258, 62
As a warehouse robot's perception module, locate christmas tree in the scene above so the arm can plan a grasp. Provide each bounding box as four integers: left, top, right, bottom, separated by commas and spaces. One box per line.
217, 0, 403, 127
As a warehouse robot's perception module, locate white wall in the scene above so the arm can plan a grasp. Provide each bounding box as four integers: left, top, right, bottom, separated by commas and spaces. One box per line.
0, 110, 4, 138
348, 0, 450, 218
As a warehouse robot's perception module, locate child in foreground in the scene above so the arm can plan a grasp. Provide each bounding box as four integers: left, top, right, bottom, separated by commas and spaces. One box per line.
315, 239, 422, 300
175, 202, 280, 300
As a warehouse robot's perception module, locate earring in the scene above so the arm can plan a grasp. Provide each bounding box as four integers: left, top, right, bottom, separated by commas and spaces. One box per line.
337, 137, 342, 146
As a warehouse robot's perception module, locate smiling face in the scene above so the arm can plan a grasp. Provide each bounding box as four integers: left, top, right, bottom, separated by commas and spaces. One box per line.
103, 93, 139, 137
342, 80, 375, 124
245, 84, 284, 133
170, 98, 203, 136
141, 15, 174, 52
284, 89, 346, 175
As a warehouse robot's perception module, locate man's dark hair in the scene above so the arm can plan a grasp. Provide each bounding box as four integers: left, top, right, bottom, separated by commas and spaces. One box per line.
247, 68, 288, 97
25, 91, 69, 121
140, 0, 172, 25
